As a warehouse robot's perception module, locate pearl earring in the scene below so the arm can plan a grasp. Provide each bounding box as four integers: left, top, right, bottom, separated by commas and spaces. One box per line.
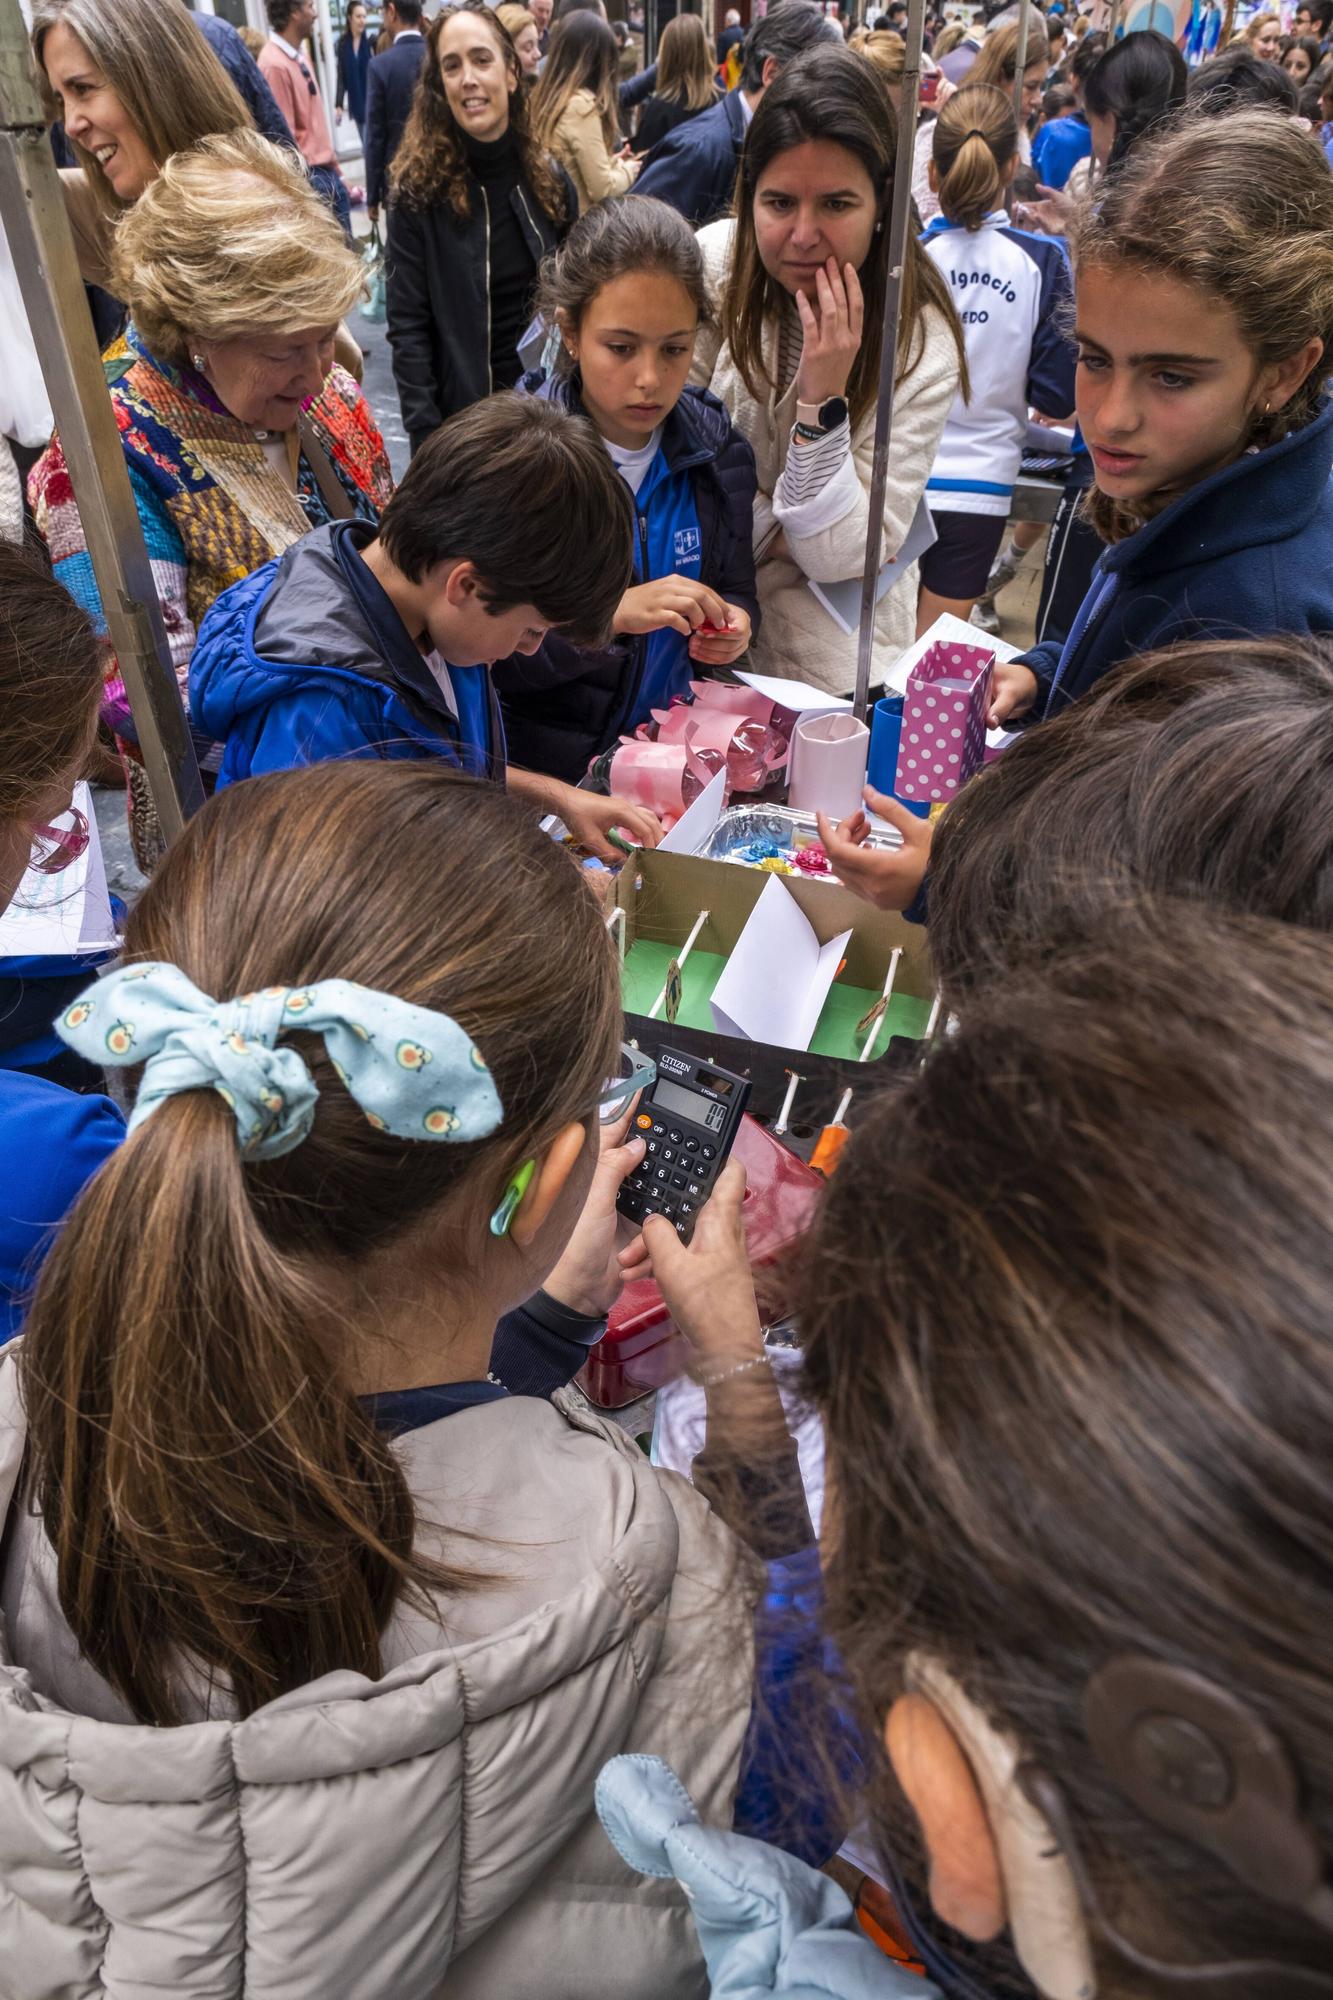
191, 353, 206, 373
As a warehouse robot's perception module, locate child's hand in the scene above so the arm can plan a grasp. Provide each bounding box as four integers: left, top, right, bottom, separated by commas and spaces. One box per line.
642, 1160, 764, 1371
688, 603, 752, 666
988, 661, 1040, 727
794, 256, 865, 409
817, 786, 933, 912
543, 1105, 649, 1317
556, 782, 664, 860
615, 575, 730, 639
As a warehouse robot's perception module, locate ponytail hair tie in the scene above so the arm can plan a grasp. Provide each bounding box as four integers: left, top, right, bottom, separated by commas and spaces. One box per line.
58, 962, 504, 1160
964, 127, 986, 139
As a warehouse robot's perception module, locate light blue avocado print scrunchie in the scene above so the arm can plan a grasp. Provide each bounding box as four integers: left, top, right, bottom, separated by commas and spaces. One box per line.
57, 962, 504, 1160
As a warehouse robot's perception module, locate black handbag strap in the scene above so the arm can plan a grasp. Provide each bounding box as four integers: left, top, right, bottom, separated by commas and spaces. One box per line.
297, 411, 356, 521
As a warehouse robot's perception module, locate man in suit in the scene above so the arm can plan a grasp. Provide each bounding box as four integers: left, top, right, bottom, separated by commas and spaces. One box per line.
635, 3, 838, 229
365, 0, 427, 224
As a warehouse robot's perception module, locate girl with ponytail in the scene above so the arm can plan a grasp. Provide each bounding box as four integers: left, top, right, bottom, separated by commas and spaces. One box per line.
916, 84, 1076, 627
0, 758, 808, 1998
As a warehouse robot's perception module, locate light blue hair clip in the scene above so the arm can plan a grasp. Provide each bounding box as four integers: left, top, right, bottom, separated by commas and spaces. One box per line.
57, 962, 504, 1161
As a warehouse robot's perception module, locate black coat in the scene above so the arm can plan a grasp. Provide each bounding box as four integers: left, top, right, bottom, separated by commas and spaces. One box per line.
493, 378, 760, 782
633, 87, 747, 229
365, 31, 428, 208
635, 87, 722, 156
385, 164, 576, 454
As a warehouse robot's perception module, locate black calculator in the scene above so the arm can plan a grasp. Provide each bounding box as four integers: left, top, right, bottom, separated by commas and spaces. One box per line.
618, 1047, 752, 1242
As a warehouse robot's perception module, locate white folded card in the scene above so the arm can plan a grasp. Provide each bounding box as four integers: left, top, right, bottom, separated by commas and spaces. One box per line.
805, 498, 939, 637
0, 782, 117, 958
711, 874, 852, 1051
735, 670, 852, 716
658, 766, 727, 856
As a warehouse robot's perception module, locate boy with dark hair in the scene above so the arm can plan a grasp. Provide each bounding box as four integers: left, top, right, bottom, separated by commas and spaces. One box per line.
189, 397, 663, 857
1031, 29, 1104, 188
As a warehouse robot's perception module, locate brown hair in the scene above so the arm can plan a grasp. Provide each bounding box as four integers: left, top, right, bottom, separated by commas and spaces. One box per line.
927, 635, 1333, 1007
31, 0, 250, 221
931, 83, 1016, 231
0, 540, 101, 821
962, 9, 1049, 92
722, 45, 968, 430
378, 394, 635, 644
535, 194, 712, 376
801, 904, 1333, 1989
530, 9, 621, 159
655, 11, 719, 113
391, 0, 566, 222
20, 759, 622, 1727
1072, 109, 1333, 541
110, 129, 364, 366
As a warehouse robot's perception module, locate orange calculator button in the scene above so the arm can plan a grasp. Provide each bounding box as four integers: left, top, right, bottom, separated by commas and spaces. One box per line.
635, 1113, 653, 1129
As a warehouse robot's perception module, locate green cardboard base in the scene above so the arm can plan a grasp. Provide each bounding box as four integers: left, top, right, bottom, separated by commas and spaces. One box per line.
622, 940, 932, 1062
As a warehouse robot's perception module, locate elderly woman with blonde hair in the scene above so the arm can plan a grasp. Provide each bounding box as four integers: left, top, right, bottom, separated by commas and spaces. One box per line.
29, 128, 392, 863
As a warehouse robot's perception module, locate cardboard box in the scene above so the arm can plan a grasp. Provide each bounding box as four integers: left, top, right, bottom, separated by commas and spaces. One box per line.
615, 848, 935, 1106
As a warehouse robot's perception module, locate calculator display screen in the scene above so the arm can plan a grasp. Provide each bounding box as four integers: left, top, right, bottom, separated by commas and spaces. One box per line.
652, 1078, 728, 1134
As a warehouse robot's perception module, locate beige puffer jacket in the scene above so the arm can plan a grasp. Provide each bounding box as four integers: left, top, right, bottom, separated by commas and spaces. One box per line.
0, 1352, 755, 2000
691, 218, 962, 694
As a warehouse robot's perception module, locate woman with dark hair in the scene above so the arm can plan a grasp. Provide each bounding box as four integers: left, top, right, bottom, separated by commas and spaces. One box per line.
386, 0, 576, 453
693, 43, 966, 693
530, 10, 638, 211
335, 0, 372, 150
1283, 30, 1324, 86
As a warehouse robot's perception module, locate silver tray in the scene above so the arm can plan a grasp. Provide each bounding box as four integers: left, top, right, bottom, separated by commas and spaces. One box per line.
693, 802, 903, 874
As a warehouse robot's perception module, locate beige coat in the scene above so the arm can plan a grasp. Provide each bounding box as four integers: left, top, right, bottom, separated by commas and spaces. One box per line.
692, 218, 962, 693
0, 1352, 755, 1999
549, 88, 639, 212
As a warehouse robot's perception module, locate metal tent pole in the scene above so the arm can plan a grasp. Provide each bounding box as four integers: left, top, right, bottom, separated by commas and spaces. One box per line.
851, 0, 925, 723
0, 0, 203, 843
1011, 0, 1031, 141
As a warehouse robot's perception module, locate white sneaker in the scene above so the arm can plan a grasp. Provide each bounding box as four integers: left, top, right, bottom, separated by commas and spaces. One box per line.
971, 597, 1002, 634
984, 540, 1026, 599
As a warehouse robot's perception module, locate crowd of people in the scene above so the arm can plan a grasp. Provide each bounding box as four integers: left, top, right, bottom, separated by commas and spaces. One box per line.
2, 0, 1333, 1996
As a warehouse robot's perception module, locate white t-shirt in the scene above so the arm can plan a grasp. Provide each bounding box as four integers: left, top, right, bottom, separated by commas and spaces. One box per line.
605, 427, 663, 496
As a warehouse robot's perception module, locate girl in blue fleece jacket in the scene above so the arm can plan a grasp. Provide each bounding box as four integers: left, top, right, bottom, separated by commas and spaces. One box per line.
820, 111, 1333, 916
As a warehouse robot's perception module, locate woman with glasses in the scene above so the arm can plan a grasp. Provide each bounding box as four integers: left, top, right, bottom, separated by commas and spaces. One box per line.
0, 756, 818, 1996
0, 543, 124, 1341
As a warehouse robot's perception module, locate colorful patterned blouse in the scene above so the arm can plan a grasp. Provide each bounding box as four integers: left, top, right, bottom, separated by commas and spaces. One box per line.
29, 325, 394, 747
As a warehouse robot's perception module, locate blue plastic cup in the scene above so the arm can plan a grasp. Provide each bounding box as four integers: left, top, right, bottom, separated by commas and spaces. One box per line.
867, 695, 932, 819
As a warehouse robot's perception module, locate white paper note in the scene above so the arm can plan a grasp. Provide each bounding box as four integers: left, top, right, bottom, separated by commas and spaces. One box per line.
0, 783, 117, 958
657, 766, 727, 856
710, 874, 852, 1051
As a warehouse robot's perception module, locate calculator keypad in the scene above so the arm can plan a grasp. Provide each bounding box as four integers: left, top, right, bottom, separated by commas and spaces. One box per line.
620, 1118, 718, 1239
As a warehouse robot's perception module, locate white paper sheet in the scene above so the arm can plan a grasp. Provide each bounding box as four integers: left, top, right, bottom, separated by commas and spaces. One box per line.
805, 498, 939, 637
710, 874, 852, 1051
657, 766, 727, 856
735, 670, 852, 716
0, 783, 117, 958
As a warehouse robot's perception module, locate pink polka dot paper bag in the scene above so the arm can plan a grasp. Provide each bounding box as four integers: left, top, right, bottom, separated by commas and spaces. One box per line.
893, 639, 995, 804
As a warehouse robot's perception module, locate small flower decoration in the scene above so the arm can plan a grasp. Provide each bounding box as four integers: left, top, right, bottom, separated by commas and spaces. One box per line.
63, 1000, 94, 1030
423, 1106, 460, 1136
396, 1039, 431, 1071
105, 1021, 135, 1056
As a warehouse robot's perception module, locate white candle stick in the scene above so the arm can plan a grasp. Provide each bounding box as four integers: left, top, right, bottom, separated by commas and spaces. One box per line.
648, 909, 709, 1020
859, 946, 902, 1062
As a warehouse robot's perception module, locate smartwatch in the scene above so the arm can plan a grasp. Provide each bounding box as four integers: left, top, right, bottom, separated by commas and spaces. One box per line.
793, 396, 849, 438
